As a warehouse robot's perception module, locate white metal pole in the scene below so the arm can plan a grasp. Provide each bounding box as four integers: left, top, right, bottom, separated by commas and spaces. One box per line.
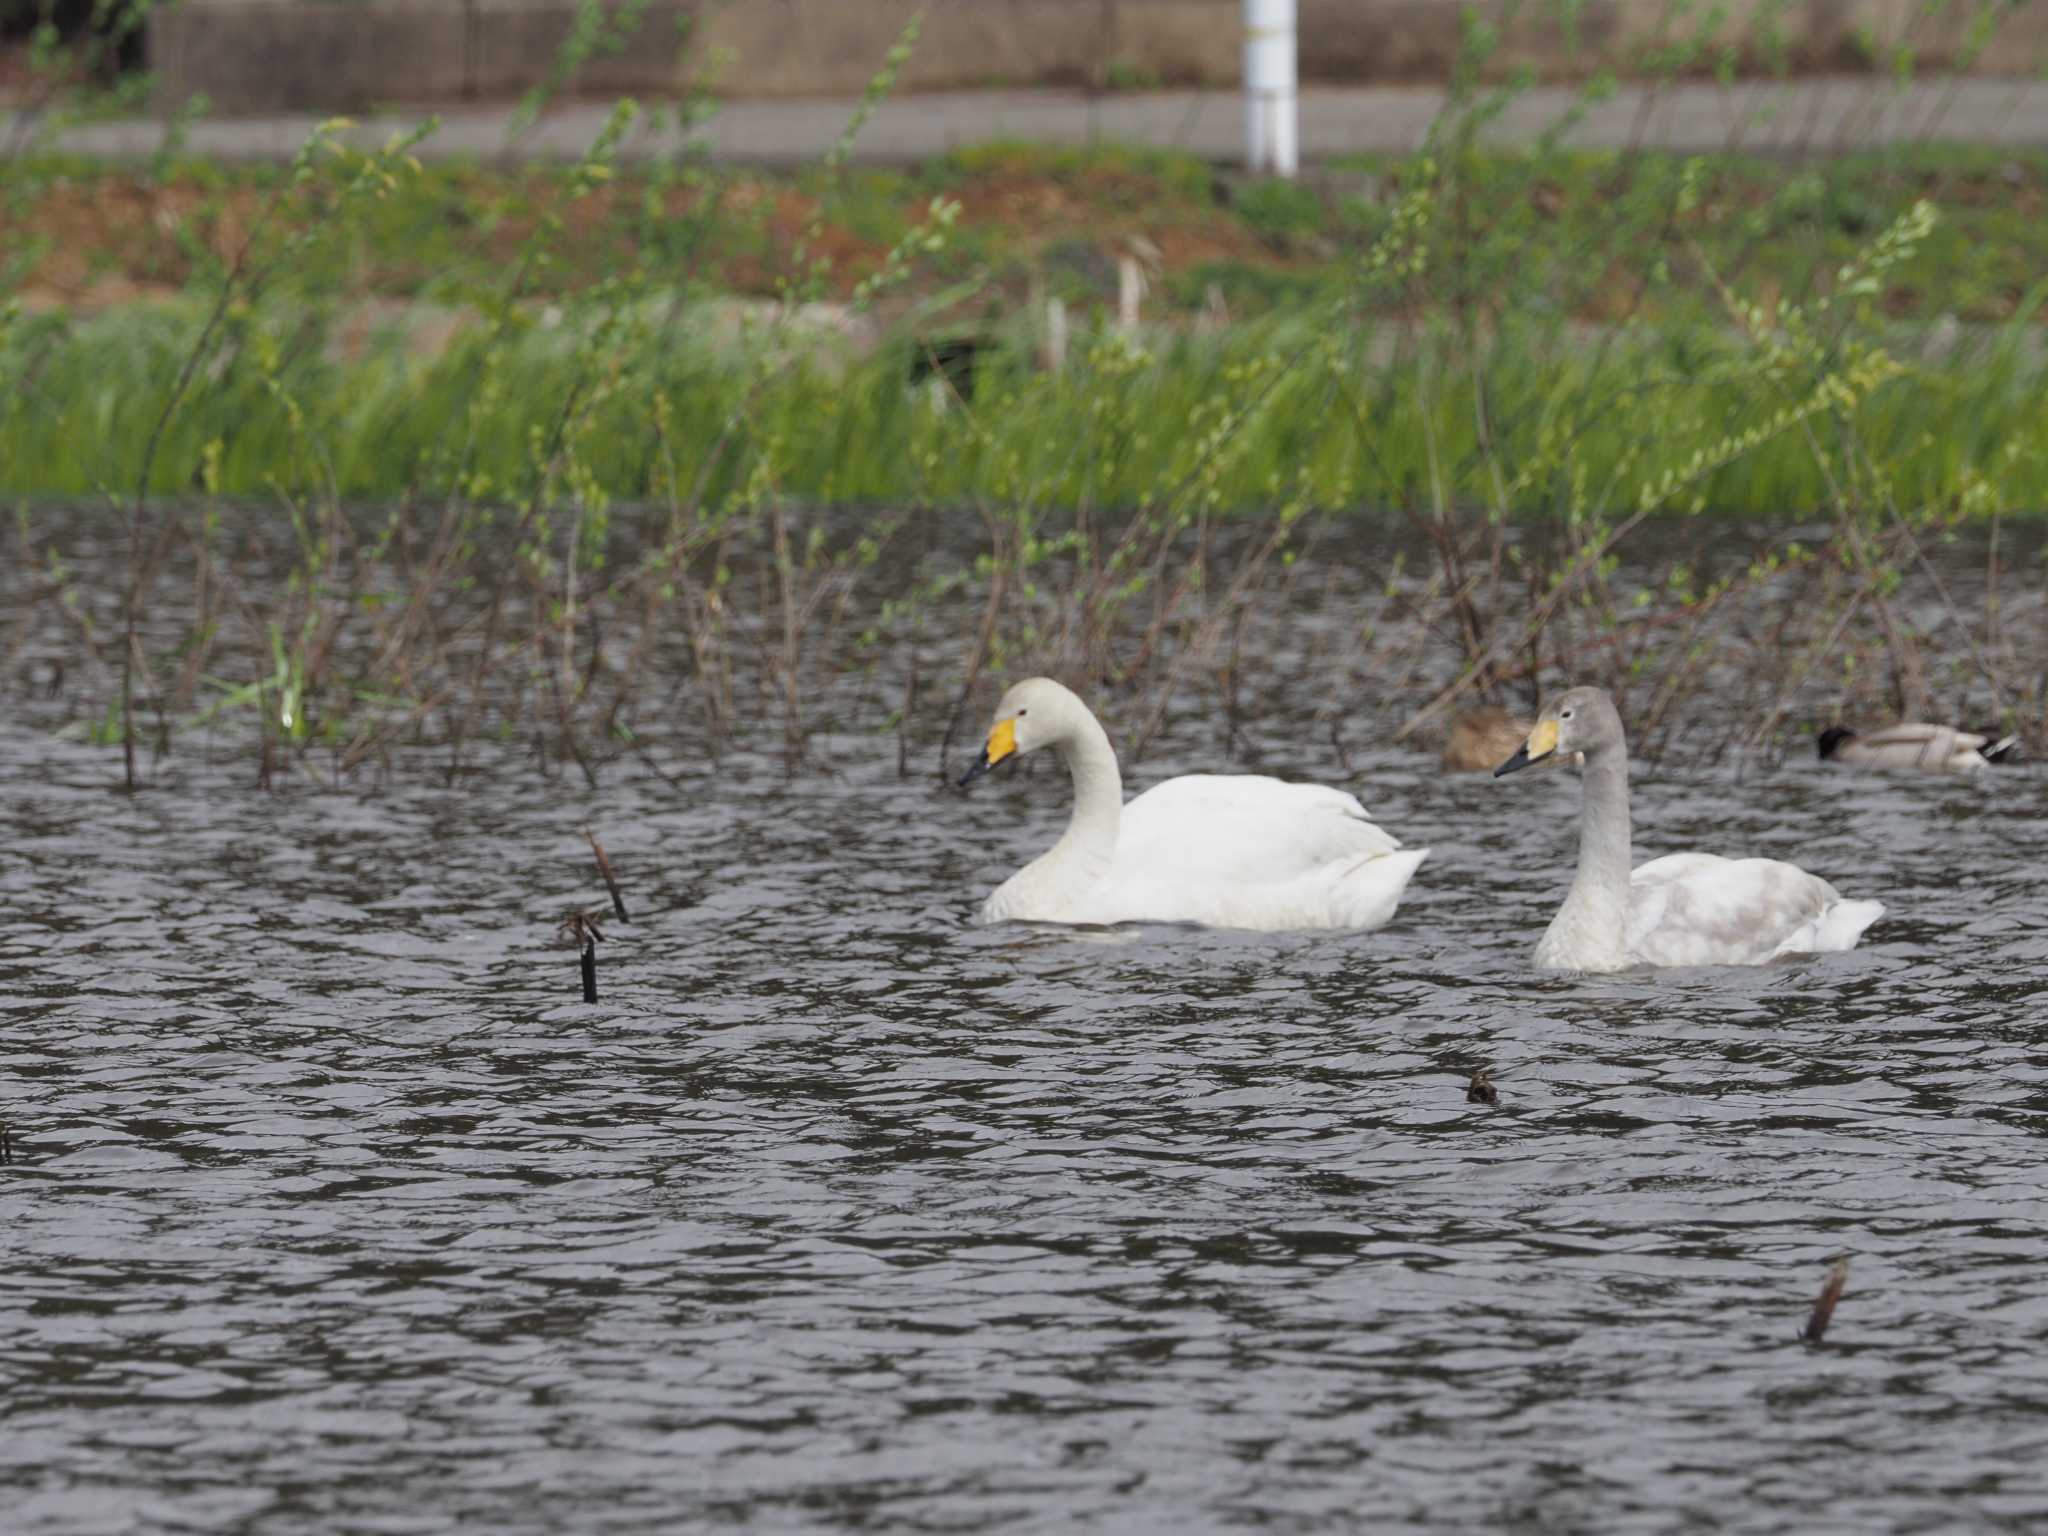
1243, 0, 1298, 177
1117, 255, 1145, 336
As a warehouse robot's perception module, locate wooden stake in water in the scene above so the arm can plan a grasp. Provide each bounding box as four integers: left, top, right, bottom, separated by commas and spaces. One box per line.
1, 1124, 13, 1165
1804, 1257, 1850, 1344
557, 912, 604, 1004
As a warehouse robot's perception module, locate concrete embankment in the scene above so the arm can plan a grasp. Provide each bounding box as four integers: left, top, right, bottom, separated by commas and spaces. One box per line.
56, 78, 2048, 164
150, 0, 2048, 114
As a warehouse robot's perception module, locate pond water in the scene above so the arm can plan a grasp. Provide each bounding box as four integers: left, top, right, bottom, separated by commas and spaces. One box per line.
5, 680, 2046, 1531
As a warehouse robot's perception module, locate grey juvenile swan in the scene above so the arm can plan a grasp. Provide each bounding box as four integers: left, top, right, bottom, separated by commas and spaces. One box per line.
1495, 687, 1884, 972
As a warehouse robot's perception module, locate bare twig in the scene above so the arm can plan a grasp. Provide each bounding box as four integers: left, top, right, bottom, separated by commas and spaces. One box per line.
586, 826, 630, 923
1803, 1257, 1850, 1345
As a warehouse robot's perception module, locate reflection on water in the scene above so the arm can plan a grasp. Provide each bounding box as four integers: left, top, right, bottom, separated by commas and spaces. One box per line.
4, 704, 2045, 1533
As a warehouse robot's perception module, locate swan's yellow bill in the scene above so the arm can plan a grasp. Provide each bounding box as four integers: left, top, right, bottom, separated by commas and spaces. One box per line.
959, 716, 1020, 787
1493, 715, 1558, 777
984, 718, 1018, 767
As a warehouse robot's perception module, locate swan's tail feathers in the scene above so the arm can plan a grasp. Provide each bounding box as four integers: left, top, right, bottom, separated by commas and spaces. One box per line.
1979, 733, 2019, 765
1331, 846, 1429, 931
1814, 897, 1885, 953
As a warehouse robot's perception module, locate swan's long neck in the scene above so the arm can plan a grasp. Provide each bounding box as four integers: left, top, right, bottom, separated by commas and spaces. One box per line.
1044, 710, 1123, 883
988, 707, 1123, 919
1539, 747, 1633, 968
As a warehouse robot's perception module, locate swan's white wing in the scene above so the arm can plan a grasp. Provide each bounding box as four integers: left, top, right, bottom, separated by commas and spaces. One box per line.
1072, 774, 1425, 931
1627, 854, 1881, 967
1118, 775, 1401, 877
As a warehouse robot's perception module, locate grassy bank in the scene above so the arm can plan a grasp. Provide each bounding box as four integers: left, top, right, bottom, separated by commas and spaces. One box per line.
5, 293, 2045, 516
4, 134, 2047, 514
9, 143, 2048, 326
4, 28, 2046, 789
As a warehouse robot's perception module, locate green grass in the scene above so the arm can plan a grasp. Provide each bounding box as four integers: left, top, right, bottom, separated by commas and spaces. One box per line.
4, 291, 2043, 516
4, 125, 2045, 522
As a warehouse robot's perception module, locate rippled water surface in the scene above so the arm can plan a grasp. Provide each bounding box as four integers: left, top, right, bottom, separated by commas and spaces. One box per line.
6, 698, 2048, 1531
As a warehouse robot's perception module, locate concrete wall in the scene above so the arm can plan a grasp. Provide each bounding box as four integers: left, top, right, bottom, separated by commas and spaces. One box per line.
686, 1, 1238, 95
151, 0, 2048, 114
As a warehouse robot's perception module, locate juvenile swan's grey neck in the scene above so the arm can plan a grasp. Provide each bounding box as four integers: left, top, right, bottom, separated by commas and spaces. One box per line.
1537, 745, 1634, 968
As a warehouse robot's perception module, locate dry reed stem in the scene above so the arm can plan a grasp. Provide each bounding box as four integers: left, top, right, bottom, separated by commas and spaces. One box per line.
586, 826, 629, 923
1804, 1257, 1850, 1345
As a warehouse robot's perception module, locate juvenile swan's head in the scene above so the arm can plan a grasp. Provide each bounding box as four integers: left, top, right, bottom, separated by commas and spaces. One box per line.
959, 677, 1083, 786
1493, 686, 1625, 777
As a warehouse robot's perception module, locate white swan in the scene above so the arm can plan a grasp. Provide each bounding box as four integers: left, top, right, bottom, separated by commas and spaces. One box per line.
959, 677, 1428, 930
1818, 722, 2017, 774
1494, 687, 1883, 972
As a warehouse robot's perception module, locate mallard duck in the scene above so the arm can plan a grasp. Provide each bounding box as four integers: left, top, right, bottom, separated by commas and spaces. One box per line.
1817, 722, 2017, 774
1495, 687, 1883, 972
960, 677, 1428, 930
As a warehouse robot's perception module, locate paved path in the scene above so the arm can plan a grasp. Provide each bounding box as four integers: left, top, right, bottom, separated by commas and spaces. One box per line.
43, 77, 2048, 164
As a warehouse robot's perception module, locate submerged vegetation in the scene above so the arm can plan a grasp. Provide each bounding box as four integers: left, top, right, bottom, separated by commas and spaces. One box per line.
2, 7, 2044, 790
